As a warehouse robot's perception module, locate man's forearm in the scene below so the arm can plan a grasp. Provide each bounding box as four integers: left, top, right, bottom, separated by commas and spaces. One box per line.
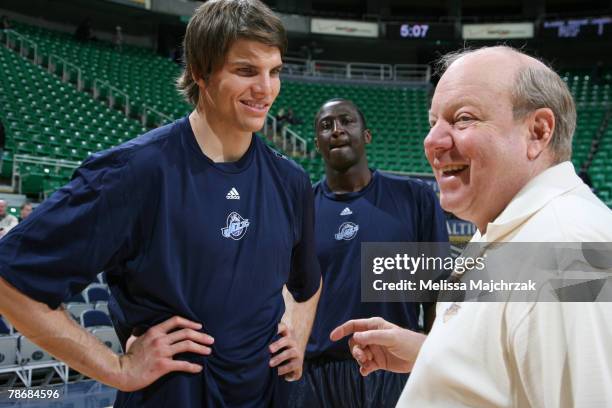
0, 277, 123, 388
281, 279, 322, 351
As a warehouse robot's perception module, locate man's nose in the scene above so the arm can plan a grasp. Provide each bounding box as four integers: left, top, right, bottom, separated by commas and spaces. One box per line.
252, 73, 272, 97
424, 122, 453, 154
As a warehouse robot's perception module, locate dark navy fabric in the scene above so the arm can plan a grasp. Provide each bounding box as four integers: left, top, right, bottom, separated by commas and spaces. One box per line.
307, 170, 448, 360
0, 116, 321, 407
283, 359, 408, 408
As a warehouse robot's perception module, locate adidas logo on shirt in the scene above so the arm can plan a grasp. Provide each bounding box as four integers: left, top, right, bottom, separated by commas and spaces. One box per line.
226, 188, 240, 200
340, 207, 353, 216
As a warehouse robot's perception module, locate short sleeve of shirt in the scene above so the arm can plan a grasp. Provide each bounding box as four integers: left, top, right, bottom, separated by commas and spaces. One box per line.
418, 185, 449, 244
415, 184, 450, 308
286, 173, 321, 302
0, 148, 144, 309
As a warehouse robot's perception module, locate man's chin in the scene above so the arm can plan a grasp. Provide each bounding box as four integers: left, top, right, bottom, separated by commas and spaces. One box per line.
327, 160, 357, 173
439, 193, 467, 216
238, 117, 266, 133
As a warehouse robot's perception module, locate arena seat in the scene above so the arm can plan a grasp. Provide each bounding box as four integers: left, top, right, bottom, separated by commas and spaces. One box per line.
0, 45, 147, 195
0, 336, 19, 368
18, 335, 53, 364
94, 302, 110, 315
273, 81, 432, 178
0, 318, 12, 335
80, 310, 113, 328
91, 328, 122, 354
68, 293, 86, 303
66, 303, 93, 321
85, 287, 110, 304
589, 127, 612, 207
11, 21, 191, 119
2, 23, 610, 207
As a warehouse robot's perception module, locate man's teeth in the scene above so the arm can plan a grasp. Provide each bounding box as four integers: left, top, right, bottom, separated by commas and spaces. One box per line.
243, 101, 266, 109
441, 165, 468, 174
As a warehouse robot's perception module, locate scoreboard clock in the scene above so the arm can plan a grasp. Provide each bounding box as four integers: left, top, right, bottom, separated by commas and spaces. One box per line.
386, 22, 456, 40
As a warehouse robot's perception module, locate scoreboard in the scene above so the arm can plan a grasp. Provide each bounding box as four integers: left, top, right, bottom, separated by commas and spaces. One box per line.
386, 22, 456, 40
541, 17, 612, 39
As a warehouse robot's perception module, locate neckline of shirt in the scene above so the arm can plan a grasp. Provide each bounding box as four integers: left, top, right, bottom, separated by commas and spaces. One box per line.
181, 116, 257, 174
321, 169, 378, 201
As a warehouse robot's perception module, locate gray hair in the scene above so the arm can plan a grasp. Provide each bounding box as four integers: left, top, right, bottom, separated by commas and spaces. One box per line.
435, 46, 576, 163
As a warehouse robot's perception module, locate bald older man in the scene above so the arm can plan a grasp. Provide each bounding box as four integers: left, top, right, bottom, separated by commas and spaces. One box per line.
0, 200, 18, 238
331, 46, 612, 407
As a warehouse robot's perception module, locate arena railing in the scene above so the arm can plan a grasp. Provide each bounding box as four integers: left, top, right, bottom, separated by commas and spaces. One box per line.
1, 29, 38, 64
11, 155, 81, 195
93, 79, 131, 116
282, 56, 431, 84
281, 127, 308, 156
49, 54, 83, 91
394, 64, 432, 83
262, 114, 278, 140
141, 105, 173, 128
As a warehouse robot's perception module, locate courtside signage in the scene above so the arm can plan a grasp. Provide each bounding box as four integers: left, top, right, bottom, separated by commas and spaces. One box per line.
311, 18, 379, 38
462, 22, 534, 39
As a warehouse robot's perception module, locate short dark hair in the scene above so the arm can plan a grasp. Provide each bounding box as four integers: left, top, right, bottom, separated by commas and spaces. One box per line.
177, 0, 287, 107
314, 98, 368, 130
20, 201, 32, 210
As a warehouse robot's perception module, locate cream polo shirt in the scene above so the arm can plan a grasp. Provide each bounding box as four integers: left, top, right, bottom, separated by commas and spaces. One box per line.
0, 213, 18, 236
397, 162, 612, 408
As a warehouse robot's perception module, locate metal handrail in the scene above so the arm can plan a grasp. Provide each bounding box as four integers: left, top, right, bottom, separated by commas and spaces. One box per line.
141, 105, 172, 127
347, 62, 394, 81
93, 78, 131, 115
393, 64, 431, 83
49, 54, 83, 91
12, 154, 81, 195
282, 57, 312, 76
3, 30, 38, 63
282, 127, 307, 156
263, 113, 278, 140
281, 56, 431, 83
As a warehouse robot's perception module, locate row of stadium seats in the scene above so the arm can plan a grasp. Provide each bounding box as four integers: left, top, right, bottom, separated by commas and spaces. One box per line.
561, 71, 612, 104
11, 22, 191, 119
277, 83, 611, 185
0, 44, 147, 195
1, 22, 610, 208
590, 125, 612, 207
273, 82, 432, 179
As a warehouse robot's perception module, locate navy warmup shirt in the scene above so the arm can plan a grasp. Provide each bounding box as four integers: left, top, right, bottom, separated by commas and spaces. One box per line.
0, 116, 321, 407
307, 170, 448, 359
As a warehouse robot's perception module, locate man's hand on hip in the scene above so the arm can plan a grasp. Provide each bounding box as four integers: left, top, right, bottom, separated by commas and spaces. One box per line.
121, 316, 214, 391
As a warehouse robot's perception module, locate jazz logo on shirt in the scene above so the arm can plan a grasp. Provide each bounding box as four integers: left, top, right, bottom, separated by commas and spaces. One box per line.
334, 222, 359, 241
221, 212, 250, 240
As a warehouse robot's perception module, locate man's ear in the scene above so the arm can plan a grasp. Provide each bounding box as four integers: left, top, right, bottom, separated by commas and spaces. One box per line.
314, 136, 320, 152
363, 129, 372, 145
194, 77, 206, 90
191, 67, 206, 90
527, 108, 555, 161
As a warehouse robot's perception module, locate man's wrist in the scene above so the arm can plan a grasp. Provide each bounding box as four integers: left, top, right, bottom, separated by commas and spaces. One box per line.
102, 353, 129, 391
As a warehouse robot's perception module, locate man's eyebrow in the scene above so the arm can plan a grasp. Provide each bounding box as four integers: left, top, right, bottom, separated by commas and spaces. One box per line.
430, 98, 482, 118
229, 60, 255, 67
228, 61, 284, 70
317, 115, 331, 124
318, 111, 353, 123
